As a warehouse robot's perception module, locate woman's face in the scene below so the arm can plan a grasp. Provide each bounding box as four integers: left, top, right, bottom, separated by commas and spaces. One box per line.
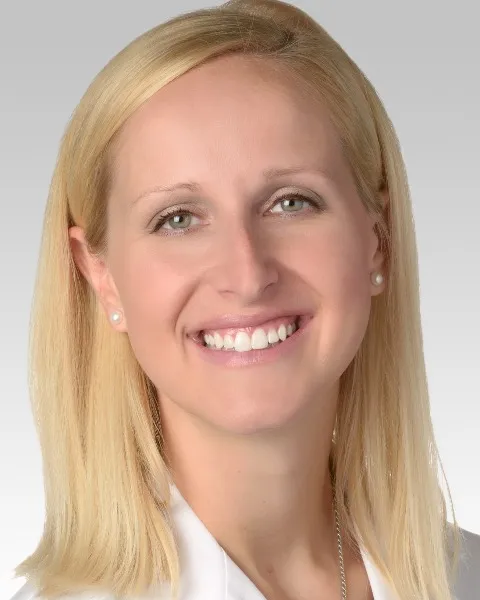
72, 55, 385, 435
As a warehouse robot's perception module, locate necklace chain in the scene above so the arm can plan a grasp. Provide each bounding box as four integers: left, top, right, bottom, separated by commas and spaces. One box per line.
334, 495, 347, 599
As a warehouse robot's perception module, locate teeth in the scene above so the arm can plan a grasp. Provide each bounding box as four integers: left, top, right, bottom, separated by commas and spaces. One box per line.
223, 334, 234, 349
234, 331, 252, 352
214, 332, 223, 349
202, 319, 298, 352
267, 328, 279, 344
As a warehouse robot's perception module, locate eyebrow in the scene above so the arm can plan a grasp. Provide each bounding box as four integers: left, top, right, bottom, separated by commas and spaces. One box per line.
132, 165, 333, 205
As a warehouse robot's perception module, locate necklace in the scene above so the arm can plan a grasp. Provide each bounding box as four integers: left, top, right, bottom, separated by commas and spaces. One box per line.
333, 495, 347, 599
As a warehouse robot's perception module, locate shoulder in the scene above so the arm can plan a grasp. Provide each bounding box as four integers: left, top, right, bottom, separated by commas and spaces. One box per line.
9, 526, 480, 600
451, 525, 480, 599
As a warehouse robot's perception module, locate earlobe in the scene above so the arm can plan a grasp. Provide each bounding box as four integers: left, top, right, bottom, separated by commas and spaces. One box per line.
366, 215, 386, 296
69, 226, 127, 330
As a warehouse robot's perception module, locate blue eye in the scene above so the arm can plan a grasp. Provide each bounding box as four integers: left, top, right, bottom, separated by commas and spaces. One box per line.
151, 193, 322, 235
270, 194, 316, 214
152, 211, 201, 233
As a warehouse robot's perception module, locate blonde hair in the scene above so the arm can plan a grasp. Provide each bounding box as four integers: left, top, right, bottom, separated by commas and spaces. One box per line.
15, 1, 461, 598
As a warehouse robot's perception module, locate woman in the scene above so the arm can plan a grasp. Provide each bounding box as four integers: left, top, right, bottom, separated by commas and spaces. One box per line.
9, 1, 479, 599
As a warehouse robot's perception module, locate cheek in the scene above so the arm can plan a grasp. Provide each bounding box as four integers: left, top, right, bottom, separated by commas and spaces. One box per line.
293, 220, 372, 306
293, 222, 373, 374
112, 247, 188, 361
110, 216, 373, 383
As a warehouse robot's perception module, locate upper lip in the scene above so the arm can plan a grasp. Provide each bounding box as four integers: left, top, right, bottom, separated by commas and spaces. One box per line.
188, 309, 311, 335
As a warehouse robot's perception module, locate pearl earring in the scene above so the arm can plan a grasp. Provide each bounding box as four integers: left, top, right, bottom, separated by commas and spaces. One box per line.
110, 311, 122, 324
371, 272, 384, 286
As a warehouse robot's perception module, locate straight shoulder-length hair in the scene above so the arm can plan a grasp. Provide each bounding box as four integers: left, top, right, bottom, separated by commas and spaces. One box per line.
15, 1, 460, 598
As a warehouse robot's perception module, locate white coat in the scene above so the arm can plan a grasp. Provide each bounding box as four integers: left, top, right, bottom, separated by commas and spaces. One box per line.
10, 483, 480, 599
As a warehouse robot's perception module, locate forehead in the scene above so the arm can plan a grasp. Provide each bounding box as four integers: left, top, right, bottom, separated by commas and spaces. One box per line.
111, 55, 345, 188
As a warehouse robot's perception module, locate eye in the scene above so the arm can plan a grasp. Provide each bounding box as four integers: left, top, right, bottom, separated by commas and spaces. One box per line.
269, 193, 321, 214
152, 210, 201, 233
151, 192, 323, 235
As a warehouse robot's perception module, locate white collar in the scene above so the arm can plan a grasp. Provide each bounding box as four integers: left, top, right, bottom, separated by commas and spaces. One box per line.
167, 483, 398, 600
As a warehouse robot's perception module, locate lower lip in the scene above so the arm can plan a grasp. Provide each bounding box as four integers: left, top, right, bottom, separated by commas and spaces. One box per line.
188, 317, 313, 367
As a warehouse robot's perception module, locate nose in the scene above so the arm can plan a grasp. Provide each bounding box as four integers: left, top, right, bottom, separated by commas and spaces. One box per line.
207, 222, 279, 302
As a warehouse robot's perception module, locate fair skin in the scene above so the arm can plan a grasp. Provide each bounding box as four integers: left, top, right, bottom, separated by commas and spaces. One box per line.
70, 55, 385, 599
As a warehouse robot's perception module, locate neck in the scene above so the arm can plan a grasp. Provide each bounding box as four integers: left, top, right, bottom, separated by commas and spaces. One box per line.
160, 384, 345, 586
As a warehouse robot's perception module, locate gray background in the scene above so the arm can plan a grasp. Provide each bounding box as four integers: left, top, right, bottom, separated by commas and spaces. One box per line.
1, 1, 479, 596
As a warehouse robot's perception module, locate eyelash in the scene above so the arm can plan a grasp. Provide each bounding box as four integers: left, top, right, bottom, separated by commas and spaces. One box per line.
150, 193, 324, 235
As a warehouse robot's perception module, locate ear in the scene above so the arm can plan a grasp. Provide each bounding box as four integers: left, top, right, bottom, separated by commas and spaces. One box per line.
69, 226, 128, 332
368, 187, 389, 296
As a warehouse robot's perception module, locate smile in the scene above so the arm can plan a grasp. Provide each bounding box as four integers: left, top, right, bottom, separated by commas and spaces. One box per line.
199, 316, 307, 352
189, 315, 314, 367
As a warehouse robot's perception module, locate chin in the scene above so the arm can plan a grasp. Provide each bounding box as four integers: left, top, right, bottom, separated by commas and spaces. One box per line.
201, 388, 318, 436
